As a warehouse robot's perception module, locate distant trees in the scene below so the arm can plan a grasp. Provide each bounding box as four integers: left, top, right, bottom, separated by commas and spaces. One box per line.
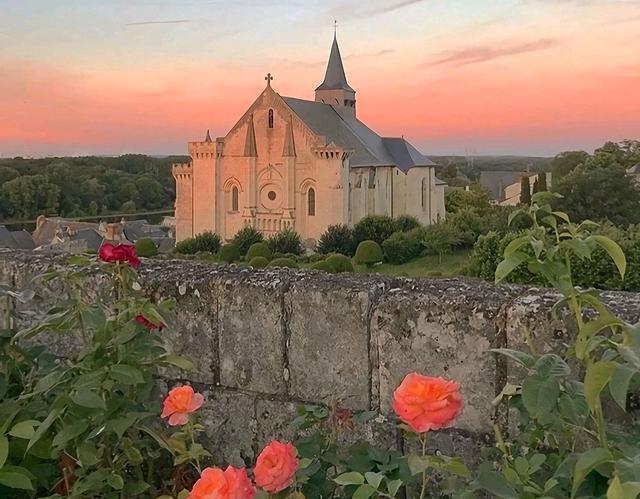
550, 151, 589, 185
1, 175, 60, 220
519, 176, 532, 205
444, 187, 493, 216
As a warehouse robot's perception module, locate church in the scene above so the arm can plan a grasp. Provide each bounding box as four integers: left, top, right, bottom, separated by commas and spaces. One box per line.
172, 35, 446, 244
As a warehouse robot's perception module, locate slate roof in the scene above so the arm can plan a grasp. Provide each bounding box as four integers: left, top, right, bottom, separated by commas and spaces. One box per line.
479, 171, 527, 201
282, 96, 437, 173
315, 36, 355, 92
628, 162, 640, 174
70, 229, 104, 252
0, 226, 35, 250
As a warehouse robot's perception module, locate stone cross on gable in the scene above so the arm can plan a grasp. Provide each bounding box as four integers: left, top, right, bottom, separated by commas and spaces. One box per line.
265, 73, 273, 86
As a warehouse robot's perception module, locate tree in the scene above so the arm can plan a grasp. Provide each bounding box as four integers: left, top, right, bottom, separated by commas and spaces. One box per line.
555, 165, 640, 225
519, 176, 532, 205
1, 175, 60, 220
422, 224, 459, 263
537, 172, 548, 192
444, 186, 493, 216
550, 151, 589, 185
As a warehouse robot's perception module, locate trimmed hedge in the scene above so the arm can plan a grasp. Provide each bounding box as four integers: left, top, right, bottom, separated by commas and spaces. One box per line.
246, 242, 272, 261
325, 253, 354, 273
382, 231, 422, 264
353, 215, 395, 246
249, 256, 269, 268
354, 240, 383, 267
317, 224, 355, 256
267, 228, 304, 256
310, 260, 336, 273
219, 243, 240, 263
174, 231, 221, 255
268, 257, 298, 268
231, 226, 263, 256
135, 238, 158, 257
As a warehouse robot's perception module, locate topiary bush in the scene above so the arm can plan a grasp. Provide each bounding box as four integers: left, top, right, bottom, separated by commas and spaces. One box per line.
325, 253, 354, 273
267, 257, 298, 268
248, 256, 269, 268
231, 226, 263, 256
267, 228, 303, 256
174, 231, 221, 255
246, 242, 272, 261
219, 243, 240, 263
310, 260, 336, 273
393, 215, 421, 233
354, 240, 383, 268
353, 215, 395, 246
382, 231, 422, 264
135, 238, 158, 257
317, 224, 355, 256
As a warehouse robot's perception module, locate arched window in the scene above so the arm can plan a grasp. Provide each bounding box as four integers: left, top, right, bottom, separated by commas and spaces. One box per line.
308, 187, 316, 216
232, 186, 239, 212
421, 178, 427, 209
268, 109, 274, 129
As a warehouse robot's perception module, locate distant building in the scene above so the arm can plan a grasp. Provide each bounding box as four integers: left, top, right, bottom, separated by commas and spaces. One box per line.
0, 226, 35, 250
172, 34, 446, 244
628, 162, 640, 184
479, 171, 551, 205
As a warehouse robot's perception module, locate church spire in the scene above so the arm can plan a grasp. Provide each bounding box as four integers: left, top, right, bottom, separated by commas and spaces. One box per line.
204, 129, 212, 143
282, 116, 296, 157
315, 33, 356, 117
243, 114, 257, 157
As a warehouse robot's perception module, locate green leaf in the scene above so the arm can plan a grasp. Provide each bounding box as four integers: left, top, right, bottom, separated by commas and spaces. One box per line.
490, 348, 535, 368
593, 235, 626, 279
620, 346, 640, 370
353, 484, 377, 499
387, 479, 403, 496
72, 388, 105, 409
609, 364, 637, 411
584, 361, 616, 412
107, 472, 124, 490
52, 420, 88, 448
535, 353, 571, 378
0, 435, 8, 469
66, 255, 91, 266
159, 354, 196, 372
495, 252, 528, 284
522, 374, 560, 418
8, 420, 39, 439
335, 471, 365, 486
110, 364, 144, 385
77, 442, 101, 467
32, 369, 67, 395
503, 236, 530, 257
407, 454, 430, 476
27, 398, 66, 452
364, 472, 383, 489
572, 448, 612, 497
0, 470, 34, 490
476, 470, 519, 498
607, 475, 640, 499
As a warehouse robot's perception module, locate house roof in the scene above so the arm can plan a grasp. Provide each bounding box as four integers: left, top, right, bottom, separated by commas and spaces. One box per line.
479, 171, 530, 200
315, 35, 355, 93
628, 162, 640, 174
10, 230, 35, 250
282, 96, 437, 174
70, 229, 104, 252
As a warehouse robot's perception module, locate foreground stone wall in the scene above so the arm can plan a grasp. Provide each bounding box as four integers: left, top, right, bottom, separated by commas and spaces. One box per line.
1, 249, 640, 467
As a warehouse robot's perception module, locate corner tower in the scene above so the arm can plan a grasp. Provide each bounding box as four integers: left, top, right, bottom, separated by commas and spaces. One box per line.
315, 34, 356, 117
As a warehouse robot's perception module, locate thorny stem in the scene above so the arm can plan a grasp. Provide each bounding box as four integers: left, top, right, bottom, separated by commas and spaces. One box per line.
419, 433, 428, 499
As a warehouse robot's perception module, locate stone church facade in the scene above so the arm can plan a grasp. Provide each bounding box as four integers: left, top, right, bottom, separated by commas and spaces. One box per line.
173, 36, 446, 243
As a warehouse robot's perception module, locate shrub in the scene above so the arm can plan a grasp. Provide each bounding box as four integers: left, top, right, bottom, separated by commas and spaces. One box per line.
325, 253, 354, 273
268, 257, 298, 268
135, 238, 158, 257
231, 226, 263, 256
393, 214, 421, 233
382, 231, 422, 264
174, 231, 221, 255
421, 223, 460, 263
267, 228, 303, 256
447, 208, 483, 247
246, 242, 272, 261
310, 260, 336, 272
354, 240, 383, 267
317, 224, 355, 256
219, 243, 240, 263
249, 256, 269, 268
353, 215, 395, 246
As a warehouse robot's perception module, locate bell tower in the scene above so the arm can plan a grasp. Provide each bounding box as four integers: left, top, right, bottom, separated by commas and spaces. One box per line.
315, 28, 356, 118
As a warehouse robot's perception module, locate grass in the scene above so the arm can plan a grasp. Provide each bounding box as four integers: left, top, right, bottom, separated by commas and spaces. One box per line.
355, 249, 472, 278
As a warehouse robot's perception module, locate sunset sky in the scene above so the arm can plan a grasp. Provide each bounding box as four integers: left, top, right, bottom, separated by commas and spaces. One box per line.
1, 0, 639, 158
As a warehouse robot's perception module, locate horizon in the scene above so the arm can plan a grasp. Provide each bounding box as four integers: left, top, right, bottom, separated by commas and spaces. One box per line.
2, 0, 639, 158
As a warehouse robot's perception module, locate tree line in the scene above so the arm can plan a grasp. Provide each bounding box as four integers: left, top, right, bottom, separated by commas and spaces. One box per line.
0, 154, 188, 222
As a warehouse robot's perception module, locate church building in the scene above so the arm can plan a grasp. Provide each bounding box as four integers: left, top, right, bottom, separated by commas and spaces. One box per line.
173, 35, 446, 243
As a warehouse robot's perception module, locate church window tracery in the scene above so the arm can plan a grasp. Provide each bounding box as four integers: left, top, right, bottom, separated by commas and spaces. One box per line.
268, 109, 274, 128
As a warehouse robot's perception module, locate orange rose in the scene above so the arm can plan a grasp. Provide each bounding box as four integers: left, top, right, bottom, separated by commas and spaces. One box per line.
161, 385, 204, 426
392, 373, 463, 433
254, 440, 299, 494
188, 466, 256, 499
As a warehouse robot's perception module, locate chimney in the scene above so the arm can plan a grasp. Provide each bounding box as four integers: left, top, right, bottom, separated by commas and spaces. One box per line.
105, 223, 120, 241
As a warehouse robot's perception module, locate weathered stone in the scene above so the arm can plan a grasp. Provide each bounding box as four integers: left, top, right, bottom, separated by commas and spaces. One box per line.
255, 398, 299, 450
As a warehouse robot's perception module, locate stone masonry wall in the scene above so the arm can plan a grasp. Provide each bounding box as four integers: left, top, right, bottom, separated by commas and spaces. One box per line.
1, 249, 640, 467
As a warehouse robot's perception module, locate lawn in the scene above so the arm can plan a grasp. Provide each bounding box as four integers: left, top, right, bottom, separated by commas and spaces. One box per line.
356, 249, 472, 278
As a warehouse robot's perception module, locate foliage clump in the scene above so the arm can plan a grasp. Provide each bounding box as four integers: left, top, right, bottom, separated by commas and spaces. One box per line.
392, 215, 421, 233
246, 242, 272, 261
310, 260, 336, 273
249, 256, 269, 268
219, 243, 240, 263
267, 228, 303, 256
267, 257, 298, 268
231, 226, 263, 256
317, 224, 355, 256
354, 240, 383, 268
353, 215, 395, 246
174, 231, 221, 255
325, 253, 354, 273
382, 231, 423, 264
135, 238, 158, 257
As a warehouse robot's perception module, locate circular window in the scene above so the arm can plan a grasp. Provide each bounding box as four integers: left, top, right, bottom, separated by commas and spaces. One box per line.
267, 191, 276, 201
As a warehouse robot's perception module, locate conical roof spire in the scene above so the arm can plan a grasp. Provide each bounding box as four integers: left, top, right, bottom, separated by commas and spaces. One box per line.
315, 35, 354, 92
243, 114, 257, 157
282, 116, 296, 157
204, 129, 212, 143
